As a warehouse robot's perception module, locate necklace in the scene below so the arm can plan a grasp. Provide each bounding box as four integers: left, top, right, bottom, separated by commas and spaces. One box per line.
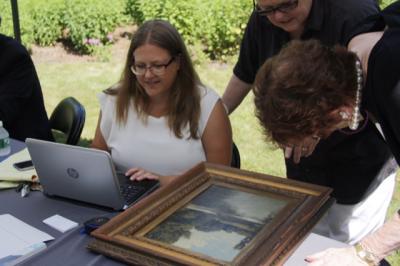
349, 59, 363, 130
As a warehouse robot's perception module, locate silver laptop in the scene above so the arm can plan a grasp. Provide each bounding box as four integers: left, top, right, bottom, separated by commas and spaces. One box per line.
25, 138, 159, 210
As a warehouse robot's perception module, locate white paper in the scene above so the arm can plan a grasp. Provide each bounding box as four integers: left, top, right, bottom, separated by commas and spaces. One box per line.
43, 214, 78, 233
0, 214, 54, 259
1, 242, 47, 266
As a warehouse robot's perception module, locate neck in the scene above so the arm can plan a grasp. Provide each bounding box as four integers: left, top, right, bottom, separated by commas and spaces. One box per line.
348, 31, 384, 78
289, 26, 304, 39
147, 96, 169, 117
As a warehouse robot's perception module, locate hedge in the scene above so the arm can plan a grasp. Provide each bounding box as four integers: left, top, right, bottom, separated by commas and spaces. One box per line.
0, 0, 129, 54
1, 0, 395, 59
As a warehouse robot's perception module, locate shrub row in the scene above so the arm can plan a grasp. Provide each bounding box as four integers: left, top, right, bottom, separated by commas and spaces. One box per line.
0, 0, 129, 54
1, 0, 251, 59
0, 0, 397, 60
125, 0, 252, 60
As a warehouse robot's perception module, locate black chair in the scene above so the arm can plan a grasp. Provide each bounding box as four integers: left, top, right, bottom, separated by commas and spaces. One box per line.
49, 97, 85, 145
231, 142, 241, 168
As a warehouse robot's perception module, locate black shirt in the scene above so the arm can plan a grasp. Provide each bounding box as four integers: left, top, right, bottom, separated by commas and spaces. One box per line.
234, 0, 397, 204
234, 0, 380, 84
0, 34, 54, 142
362, 1, 400, 165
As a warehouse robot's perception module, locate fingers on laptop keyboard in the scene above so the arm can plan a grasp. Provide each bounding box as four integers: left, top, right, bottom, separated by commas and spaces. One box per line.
125, 167, 160, 181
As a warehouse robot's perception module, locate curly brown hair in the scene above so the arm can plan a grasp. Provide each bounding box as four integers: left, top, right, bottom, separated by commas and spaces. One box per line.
108, 20, 201, 139
254, 39, 359, 146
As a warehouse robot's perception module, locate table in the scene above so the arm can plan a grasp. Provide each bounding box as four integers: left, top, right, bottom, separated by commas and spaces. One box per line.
0, 139, 346, 266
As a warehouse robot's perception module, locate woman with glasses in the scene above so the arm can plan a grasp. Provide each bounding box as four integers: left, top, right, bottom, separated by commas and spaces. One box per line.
91, 20, 232, 185
254, 2, 400, 264
220, 0, 394, 245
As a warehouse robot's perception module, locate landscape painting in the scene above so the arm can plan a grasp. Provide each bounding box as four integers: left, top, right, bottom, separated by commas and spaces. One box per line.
144, 184, 289, 262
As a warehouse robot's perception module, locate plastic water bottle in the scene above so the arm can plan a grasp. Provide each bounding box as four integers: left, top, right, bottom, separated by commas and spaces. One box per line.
0, 120, 11, 156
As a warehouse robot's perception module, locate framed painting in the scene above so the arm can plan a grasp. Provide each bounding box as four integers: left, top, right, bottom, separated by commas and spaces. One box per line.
88, 162, 332, 265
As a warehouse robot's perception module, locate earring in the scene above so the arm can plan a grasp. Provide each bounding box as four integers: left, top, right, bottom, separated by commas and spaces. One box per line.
339, 111, 350, 120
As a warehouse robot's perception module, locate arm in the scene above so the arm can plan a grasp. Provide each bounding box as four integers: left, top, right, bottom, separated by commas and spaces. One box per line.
222, 74, 252, 114
202, 99, 232, 165
359, 211, 400, 262
91, 112, 109, 152
306, 212, 400, 265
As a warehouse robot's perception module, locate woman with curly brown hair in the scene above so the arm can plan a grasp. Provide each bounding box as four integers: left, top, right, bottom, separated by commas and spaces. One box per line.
254, 1, 400, 264
91, 20, 232, 185
255, 0, 400, 250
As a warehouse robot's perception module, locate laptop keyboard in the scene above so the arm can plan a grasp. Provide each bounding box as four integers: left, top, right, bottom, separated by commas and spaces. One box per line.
120, 183, 146, 206
117, 174, 160, 207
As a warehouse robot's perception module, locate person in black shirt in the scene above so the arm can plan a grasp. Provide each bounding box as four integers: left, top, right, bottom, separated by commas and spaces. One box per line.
0, 32, 53, 142
252, 1, 400, 263
222, 0, 380, 113
222, 0, 397, 244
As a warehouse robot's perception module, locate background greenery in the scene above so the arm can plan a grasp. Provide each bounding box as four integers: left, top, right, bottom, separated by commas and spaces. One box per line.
0, 0, 250, 60
1, 0, 399, 264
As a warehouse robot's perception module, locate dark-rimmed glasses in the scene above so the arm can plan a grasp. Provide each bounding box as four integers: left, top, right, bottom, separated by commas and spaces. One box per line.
131, 57, 175, 76
254, 0, 299, 16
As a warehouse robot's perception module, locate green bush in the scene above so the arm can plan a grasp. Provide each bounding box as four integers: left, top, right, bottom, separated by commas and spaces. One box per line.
63, 0, 129, 54
32, 0, 64, 46
201, 0, 250, 60
1, 0, 397, 59
0, 0, 128, 55
125, 0, 252, 61
0, 2, 13, 37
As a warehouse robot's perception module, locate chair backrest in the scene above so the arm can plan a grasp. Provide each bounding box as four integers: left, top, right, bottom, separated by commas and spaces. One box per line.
231, 142, 241, 168
49, 97, 85, 145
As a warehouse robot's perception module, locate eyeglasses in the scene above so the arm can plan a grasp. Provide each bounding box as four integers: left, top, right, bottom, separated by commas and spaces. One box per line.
254, 0, 299, 16
131, 57, 175, 76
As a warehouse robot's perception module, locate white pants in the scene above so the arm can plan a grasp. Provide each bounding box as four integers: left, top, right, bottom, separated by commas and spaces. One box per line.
312, 172, 396, 245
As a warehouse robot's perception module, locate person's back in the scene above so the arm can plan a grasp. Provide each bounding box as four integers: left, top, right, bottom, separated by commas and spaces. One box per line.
0, 34, 53, 142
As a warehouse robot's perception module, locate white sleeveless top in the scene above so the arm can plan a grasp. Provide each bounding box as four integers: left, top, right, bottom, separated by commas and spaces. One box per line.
98, 85, 219, 176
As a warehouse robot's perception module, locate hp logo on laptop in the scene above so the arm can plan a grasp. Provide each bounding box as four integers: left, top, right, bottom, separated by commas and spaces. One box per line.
67, 168, 79, 179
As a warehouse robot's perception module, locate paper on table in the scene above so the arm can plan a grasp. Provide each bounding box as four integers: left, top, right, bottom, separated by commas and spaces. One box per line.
0, 148, 38, 185
43, 214, 78, 233
0, 242, 47, 266
0, 214, 54, 259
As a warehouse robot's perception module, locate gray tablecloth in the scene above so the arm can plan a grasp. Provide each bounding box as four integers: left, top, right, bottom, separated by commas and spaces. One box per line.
0, 139, 343, 266
0, 139, 125, 265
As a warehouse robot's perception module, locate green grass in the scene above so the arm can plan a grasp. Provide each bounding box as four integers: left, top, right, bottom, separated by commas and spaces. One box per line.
34, 52, 398, 265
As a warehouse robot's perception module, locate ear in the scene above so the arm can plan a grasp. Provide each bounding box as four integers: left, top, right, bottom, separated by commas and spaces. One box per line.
330, 106, 353, 120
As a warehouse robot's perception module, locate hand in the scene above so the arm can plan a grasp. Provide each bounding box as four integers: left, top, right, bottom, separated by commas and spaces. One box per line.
283, 135, 320, 164
125, 167, 159, 181
305, 247, 368, 266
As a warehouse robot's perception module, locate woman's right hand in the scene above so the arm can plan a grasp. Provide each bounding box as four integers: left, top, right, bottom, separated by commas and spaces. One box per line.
283, 135, 320, 164
125, 167, 159, 181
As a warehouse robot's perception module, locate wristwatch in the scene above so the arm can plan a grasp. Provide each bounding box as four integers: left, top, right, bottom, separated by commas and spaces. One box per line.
355, 243, 379, 266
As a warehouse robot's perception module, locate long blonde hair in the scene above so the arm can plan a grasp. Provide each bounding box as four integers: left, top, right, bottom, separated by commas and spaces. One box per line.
112, 20, 202, 139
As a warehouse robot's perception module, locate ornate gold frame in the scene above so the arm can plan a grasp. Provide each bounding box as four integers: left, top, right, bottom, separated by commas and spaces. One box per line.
88, 162, 332, 265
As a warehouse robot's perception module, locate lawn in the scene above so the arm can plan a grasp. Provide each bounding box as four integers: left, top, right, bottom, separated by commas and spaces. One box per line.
33, 40, 399, 265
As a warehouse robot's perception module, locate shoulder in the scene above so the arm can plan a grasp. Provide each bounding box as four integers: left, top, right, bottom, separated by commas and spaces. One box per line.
197, 85, 222, 134
244, 11, 274, 36
370, 29, 400, 77
320, 0, 378, 25
324, 0, 378, 14
0, 34, 29, 61
98, 89, 117, 110
199, 85, 220, 105
0, 34, 31, 72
